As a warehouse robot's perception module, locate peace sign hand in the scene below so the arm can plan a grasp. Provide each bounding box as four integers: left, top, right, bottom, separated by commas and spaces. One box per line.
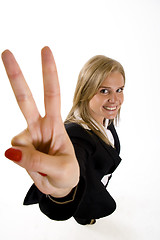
2, 47, 79, 198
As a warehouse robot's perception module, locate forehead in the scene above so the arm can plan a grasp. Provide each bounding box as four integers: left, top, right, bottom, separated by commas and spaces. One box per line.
101, 71, 124, 87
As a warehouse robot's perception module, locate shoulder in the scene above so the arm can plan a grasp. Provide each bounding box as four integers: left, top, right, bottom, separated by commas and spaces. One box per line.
65, 122, 97, 168
65, 122, 93, 139
65, 122, 89, 136
64, 122, 96, 149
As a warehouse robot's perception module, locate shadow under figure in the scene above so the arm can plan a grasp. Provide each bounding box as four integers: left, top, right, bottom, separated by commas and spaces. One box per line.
2, 47, 125, 225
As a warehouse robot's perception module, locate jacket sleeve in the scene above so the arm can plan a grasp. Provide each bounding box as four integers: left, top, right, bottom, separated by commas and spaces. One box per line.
23, 123, 95, 221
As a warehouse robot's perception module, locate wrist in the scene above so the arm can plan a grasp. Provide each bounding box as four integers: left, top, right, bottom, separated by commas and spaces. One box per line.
47, 185, 78, 204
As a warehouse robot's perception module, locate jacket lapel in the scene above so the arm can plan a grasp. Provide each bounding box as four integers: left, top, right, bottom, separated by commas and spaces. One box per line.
96, 122, 122, 170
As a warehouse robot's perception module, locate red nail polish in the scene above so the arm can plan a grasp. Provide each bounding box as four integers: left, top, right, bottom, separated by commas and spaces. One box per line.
5, 148, 22, 162
38, 172, 47, 176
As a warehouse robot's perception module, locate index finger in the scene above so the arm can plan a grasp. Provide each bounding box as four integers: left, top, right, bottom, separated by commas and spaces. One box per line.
41, 47, 61, 119
1, 50, 40, 126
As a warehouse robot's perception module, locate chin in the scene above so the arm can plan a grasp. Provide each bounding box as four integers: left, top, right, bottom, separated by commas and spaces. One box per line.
105, 113, 117, 119
105, 109, 120, 120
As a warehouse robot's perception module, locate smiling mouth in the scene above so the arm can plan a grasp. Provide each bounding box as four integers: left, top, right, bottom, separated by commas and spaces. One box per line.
103, 106, 117, 111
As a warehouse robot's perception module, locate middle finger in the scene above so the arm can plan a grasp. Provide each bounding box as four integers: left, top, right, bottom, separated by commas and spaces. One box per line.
41, 47, 61, 119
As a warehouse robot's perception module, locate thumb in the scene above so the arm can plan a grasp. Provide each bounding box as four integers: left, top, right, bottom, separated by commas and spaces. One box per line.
5, 147, 46, 177
4, 145, 44, 172
4, 145, 78, 189
4, 145, 64, 180
5, 147, 22, 162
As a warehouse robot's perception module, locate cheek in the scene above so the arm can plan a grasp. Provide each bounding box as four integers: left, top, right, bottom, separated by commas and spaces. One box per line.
89, 95, 96, 105
89, 98, 96, 110
119, 94, 124, 105
89, 95, 101, 111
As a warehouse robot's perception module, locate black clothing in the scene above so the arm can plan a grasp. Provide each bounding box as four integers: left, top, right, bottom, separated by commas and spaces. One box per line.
24, 122, 121, 224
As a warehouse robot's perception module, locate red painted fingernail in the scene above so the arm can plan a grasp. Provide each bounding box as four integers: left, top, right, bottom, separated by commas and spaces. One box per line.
5, 148, 22, 162
38, 172, 47, 176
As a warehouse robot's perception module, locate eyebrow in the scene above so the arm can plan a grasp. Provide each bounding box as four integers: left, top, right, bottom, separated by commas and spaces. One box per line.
100, 85, 125, 89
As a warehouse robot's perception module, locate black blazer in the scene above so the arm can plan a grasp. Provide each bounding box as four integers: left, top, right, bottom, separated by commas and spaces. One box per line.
24, 122, 121, 222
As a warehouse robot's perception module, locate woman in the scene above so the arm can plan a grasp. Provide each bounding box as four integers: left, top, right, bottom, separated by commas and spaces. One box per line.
2, 47, 125, 225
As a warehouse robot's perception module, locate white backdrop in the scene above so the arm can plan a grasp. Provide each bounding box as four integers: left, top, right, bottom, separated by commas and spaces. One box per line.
0, 0, 160, 239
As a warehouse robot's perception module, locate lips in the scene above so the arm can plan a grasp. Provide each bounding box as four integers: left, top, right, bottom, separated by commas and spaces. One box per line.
103, 106, 117, 111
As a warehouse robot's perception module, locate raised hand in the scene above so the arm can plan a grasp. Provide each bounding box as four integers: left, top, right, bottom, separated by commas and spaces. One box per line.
2, 47, 79, 197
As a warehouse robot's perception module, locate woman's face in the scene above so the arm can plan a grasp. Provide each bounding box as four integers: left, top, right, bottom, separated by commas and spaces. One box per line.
88, 71, 125, 124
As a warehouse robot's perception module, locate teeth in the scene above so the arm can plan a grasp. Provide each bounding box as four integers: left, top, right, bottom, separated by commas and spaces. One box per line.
104, 106, 117, 110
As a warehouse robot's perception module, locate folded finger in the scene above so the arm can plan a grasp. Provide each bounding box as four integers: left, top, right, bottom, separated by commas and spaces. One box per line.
11, 129, 33, 147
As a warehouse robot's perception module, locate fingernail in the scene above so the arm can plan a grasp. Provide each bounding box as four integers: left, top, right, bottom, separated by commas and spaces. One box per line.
38, 172, 47, 176
5, 148, 22, 162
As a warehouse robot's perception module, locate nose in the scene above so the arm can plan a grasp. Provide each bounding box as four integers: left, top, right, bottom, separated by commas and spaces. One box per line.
108, 92, 118, 103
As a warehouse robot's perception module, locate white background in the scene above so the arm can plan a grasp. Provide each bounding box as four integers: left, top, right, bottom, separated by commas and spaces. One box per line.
0, 0, 160, 239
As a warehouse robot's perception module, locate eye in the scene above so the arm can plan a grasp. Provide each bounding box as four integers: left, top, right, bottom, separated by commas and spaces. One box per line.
117, 87, 124, 93
100, 89, 109, 94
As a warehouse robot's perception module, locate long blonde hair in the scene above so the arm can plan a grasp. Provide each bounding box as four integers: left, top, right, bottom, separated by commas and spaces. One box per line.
65, 55, 125, 145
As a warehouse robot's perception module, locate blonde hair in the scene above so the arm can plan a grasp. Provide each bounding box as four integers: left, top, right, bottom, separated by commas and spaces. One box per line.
65, 55, 125, 145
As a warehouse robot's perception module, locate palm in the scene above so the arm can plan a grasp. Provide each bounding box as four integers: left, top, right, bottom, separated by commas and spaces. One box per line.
2, 47, 79, 197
